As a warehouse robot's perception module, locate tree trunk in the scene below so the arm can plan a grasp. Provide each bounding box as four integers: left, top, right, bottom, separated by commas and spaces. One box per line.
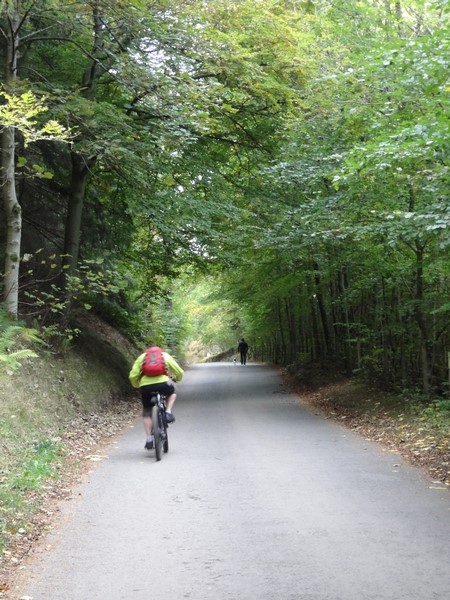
395, 2, 404, 36
61, 152, 93, 275
313, 261, 331, 356
59, 1, 109, 284
1, 8, 20, 317
2, 126, 21, 316
407, 181, 431, 393
276, 298, 287, 364
284, 296, 297, 364
413, 240, 431, 394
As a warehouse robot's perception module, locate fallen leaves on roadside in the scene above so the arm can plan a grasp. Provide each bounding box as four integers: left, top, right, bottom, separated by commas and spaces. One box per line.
85, 455, 107, 462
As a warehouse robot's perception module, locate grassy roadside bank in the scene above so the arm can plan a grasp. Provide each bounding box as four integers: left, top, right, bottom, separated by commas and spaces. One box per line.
0, 316, 140, 594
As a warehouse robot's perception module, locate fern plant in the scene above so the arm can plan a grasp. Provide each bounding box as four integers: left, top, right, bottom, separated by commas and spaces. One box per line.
0, 306, 41, 372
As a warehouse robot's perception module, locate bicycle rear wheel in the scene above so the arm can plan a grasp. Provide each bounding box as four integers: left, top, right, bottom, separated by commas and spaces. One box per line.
163, 418, 169, 453
152, 404, 162, 461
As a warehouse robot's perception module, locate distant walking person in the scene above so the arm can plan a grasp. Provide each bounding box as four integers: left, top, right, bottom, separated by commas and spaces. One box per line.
237, 338, 249, 365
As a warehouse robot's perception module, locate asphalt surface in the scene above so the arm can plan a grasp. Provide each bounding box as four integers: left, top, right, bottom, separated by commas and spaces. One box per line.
15, 363, 450, 600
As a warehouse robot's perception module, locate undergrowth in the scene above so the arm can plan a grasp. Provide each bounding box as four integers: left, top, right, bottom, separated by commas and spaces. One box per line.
411, 398, 450, 433
0, 438, 62, 550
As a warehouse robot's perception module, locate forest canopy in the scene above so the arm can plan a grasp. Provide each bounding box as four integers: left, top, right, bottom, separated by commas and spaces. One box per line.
0, 0, 449, 394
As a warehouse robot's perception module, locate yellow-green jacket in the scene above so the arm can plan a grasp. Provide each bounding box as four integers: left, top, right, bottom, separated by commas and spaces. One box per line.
129, 350, 184, 389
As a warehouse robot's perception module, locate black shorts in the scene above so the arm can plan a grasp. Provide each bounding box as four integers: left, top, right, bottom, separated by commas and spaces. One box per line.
141, 382, 175, 416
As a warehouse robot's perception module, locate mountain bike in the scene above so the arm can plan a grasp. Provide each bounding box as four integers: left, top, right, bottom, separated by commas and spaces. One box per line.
151, 393, 169, 461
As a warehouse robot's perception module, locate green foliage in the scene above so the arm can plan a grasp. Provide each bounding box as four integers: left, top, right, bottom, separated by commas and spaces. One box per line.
0, 435, 62, 551
0, 0, 447, 392
415, 399, 450, 431
169, 0, 450, 393
22, 255, 123, 313
0, 90, 70, 146
11, 438, 61, 491
172, 276, 243, 358
0, 306, 40, 372
18, 253, 141, 348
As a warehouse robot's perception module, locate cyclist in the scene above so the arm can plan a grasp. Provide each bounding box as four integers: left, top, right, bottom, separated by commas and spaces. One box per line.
129, 347, 184, 450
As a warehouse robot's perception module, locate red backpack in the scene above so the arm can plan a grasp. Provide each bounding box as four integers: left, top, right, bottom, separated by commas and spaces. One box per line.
142, 346, 167, 377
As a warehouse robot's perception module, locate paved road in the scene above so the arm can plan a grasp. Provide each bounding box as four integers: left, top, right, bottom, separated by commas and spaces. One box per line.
14, 363, 450, 600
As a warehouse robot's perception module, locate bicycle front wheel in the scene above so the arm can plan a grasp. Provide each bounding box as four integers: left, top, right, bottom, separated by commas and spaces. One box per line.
152, 404, 162, 461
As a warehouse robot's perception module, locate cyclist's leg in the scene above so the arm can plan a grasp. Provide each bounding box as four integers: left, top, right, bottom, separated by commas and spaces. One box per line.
159, 381, 176, 422
143, 414, 152, 436
166, 391, 176, 412
141, 386, 157, 448
143, 412, 153, 449
143, 381, 177, 423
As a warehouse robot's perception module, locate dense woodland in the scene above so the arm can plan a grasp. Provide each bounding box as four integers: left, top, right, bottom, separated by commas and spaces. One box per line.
0, 1, 449, 395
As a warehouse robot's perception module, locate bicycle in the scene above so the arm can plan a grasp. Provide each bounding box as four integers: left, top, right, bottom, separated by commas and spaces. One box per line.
150, 392, 169, 461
